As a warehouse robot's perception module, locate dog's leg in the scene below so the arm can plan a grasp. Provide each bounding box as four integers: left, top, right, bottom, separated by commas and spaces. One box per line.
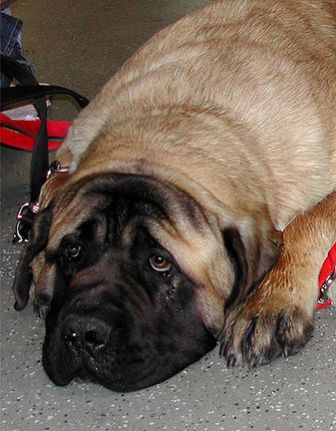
220, 191, 336, 367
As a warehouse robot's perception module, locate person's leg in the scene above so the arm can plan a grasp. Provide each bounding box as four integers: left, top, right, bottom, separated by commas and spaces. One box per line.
1, 5, 41, 119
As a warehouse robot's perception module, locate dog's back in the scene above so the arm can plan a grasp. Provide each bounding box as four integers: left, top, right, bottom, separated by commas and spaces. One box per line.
60, 0, 336, 227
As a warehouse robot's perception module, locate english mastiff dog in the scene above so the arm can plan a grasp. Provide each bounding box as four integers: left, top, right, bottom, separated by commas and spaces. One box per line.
13, 0, 336, 392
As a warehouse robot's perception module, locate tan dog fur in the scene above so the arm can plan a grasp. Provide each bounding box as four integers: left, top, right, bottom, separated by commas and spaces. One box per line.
24, 0, 336, 361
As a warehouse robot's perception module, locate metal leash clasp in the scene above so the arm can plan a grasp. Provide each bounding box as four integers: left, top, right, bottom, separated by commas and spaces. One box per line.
47, 160, 69, 179
13, 201, 40, 244
317, 266, 335, 306
13, 161, 68, 244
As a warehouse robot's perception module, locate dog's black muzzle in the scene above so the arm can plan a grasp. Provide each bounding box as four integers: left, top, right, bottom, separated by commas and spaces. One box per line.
41, 251, 216, 392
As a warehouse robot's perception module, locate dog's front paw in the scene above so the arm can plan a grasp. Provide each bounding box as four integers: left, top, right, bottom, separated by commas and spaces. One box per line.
219, 294, 314, 368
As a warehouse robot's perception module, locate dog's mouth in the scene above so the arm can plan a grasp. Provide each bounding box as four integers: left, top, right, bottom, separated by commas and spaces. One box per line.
42, 331, 158, 392
42, 327, 200, 392
48, 348, 155, 392
41, 311, 160, 392
41, 300, 217, 392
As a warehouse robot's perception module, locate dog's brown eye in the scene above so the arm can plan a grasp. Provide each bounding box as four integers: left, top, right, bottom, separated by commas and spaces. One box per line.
149, 255, 172, 273
65, 244, 81, 260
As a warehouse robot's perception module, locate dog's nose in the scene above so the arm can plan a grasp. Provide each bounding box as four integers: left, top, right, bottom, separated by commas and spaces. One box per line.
62, 316, 110, 351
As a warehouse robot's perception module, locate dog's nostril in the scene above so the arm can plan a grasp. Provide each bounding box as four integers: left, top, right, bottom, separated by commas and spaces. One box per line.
65, 331, 78, 343
62, 317, 110, 351
62, 326, 81, 348
84, 328, 108, 349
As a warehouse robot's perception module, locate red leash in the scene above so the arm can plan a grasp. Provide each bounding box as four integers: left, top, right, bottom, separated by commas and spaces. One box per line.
317, 242, 336, 309
0, 113, 70, 151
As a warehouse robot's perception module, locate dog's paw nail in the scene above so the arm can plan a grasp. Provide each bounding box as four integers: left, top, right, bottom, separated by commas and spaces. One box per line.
219, 332, 231, 357
34, 303, 49, 320
226, 354, 237, 367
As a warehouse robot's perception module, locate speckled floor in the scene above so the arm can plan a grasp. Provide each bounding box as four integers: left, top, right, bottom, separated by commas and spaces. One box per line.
1, 1, 335, 431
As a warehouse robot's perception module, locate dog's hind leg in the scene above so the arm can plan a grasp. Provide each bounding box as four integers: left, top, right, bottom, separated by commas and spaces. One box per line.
219, 191, 336, 367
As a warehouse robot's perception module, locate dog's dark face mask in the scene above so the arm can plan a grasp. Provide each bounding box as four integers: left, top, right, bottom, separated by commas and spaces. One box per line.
13, 174, 218, 392
42, 227, 216, 392
13, 173, 281, 391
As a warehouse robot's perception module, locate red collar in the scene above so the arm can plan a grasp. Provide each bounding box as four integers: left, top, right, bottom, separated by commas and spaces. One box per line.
317, 242, 336, 309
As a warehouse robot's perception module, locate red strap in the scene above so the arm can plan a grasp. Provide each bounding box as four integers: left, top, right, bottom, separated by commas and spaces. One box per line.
0, 113, 71, 151
317, 242, 336, 309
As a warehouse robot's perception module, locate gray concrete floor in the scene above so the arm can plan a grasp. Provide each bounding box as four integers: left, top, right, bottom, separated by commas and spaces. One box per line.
1, 1, 335, 430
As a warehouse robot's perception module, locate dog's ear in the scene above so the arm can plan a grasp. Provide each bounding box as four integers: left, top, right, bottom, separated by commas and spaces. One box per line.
12, 207, 52, 311
223, 226, 283, 308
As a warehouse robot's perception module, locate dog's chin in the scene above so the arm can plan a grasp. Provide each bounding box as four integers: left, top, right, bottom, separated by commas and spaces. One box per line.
41, 298, 217, 392
42, 330, 216, 392
41, 350, 158, 392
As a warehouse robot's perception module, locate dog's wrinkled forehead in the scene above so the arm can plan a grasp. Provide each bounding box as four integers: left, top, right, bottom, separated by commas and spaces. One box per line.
47, 173, 223, 268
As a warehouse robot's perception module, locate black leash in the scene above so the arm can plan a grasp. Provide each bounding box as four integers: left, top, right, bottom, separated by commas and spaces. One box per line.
0, 54, 89, 242
1, 84, 89, 111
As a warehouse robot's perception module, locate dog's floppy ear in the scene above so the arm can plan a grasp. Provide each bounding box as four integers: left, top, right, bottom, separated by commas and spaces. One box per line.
12, 207, 52, 311
223, 226, 283, 309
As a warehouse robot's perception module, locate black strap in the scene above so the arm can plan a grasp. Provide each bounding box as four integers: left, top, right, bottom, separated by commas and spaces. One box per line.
1, 53, 89, 241
1, 85, 89, 111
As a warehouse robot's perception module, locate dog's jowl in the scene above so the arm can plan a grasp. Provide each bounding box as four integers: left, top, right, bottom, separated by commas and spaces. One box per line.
12, 0, 336, 391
